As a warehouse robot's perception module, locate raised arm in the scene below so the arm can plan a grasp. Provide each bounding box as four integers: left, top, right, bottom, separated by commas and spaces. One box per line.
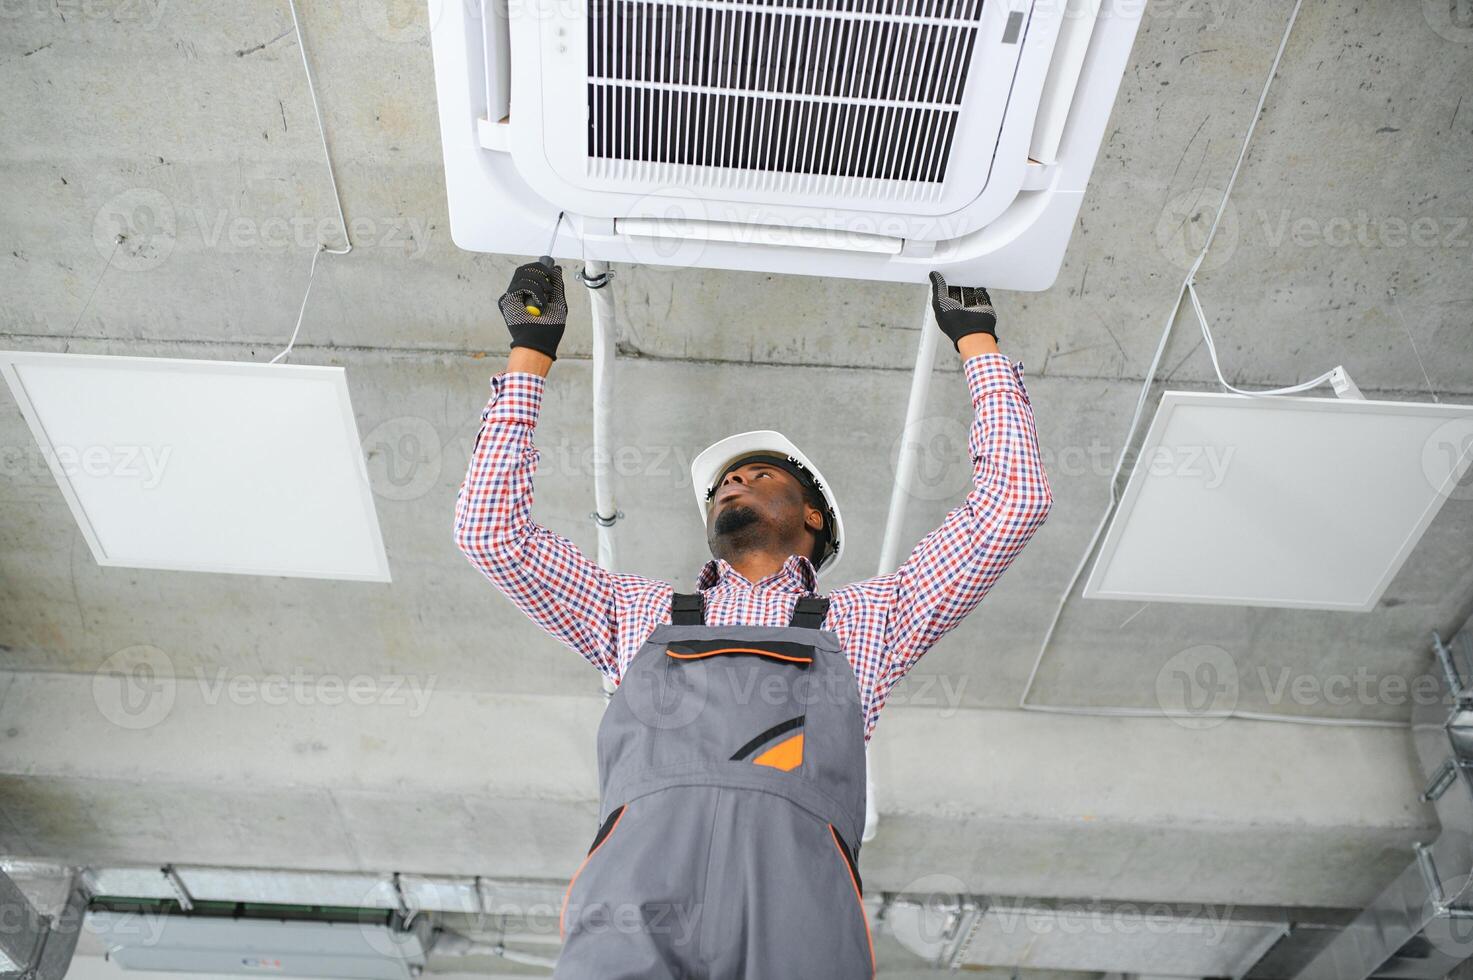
839, 275, 1054, 687
453, 262, 627, 683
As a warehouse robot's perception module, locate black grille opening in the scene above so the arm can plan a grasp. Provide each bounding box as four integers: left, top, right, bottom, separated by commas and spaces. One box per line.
586, 0, 983, 184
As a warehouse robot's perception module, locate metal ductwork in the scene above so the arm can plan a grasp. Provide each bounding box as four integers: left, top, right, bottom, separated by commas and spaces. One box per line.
86, 901, 434, 980
1293, 626, 1473, 979
0, 866, 86, 980
883, 892, 1290, 977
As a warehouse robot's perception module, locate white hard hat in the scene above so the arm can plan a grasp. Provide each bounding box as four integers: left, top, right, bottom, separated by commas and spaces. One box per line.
691, 429, 845, 579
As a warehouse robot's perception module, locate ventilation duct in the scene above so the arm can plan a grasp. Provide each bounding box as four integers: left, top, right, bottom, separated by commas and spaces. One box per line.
1293, 627, 1473, 979
87, 903, 432, 980
0, 867, 85, 980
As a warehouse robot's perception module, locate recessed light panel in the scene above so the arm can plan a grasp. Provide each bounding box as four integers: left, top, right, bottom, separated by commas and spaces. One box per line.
1, 351, 391, 582
1083, 391, 1473, 611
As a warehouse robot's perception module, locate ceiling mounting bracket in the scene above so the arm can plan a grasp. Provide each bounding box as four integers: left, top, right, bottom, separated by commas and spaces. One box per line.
1433, 630, 1472, 702
160, 866, 193, 912
1414, 842, 1473, 919
578, 266, 615, 290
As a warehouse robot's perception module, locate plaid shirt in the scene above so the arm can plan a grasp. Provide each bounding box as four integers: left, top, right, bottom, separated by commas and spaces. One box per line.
454, 352, 1052, 744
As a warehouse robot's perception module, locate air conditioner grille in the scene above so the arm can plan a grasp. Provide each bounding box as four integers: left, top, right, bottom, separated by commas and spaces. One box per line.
587, 0, 984, 198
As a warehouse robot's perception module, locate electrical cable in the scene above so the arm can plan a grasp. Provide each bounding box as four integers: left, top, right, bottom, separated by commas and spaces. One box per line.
1015, 0, 1408, 731
270, 0, 353, 365
1187, 281, 1341, 396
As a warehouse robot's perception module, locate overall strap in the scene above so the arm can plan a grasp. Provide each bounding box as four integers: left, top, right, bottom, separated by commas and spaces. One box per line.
788, 594, 830, 630
670, 591, 706, 626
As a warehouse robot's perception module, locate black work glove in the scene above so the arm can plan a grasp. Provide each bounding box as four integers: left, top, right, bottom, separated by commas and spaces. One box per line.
928, 271, 998, 351
498, 261, 568, 361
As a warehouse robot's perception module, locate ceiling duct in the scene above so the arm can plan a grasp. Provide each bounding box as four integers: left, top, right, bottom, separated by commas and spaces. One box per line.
1293, 626, 1473, 979
0, 867, 86, 980
86, 902, 433, 980
884, 891, 1293, 976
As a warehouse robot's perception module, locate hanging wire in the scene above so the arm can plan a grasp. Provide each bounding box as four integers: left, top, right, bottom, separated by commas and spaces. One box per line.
271, 0, 353, 364
1388, 287, 1441, 403
1014, 0, 1407, 730
63, 235, 122, 354
270, 244, 334, 364
287, 0, 350, 252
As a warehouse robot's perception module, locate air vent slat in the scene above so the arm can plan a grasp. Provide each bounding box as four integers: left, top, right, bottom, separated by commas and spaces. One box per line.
587, 0, 984, 198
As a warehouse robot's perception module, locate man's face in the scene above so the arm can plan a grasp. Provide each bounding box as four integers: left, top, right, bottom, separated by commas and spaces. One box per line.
706, 462, 819, 548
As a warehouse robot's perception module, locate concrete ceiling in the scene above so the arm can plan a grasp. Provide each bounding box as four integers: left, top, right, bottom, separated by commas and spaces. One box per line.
3, 0, 1472, 974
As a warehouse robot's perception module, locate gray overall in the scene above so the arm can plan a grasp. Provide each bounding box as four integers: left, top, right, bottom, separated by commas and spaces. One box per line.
554, 590, 875, 979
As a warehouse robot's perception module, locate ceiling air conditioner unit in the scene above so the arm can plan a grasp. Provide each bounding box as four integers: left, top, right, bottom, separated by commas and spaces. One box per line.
428, 0, 1143, 287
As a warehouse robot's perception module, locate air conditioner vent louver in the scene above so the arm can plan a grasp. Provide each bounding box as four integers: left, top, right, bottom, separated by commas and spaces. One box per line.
587, 0, 983, 199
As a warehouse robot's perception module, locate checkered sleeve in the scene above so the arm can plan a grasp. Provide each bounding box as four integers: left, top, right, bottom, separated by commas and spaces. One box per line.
872, 352, 1053, 684
453, 370, 624, 682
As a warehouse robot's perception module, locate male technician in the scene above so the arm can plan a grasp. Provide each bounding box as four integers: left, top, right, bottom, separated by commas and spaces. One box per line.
454, 262, 1053, 978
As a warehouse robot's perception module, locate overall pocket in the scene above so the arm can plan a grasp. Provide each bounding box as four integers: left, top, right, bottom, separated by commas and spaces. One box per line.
560, 803, 628, 941
650, 642, 817, 772
828, 823, 875, 978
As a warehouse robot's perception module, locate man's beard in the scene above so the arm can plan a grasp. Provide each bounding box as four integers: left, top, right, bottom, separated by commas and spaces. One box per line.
713, 503, 761, 538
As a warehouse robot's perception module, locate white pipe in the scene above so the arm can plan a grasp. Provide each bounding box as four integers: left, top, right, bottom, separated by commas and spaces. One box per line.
586, 260, 621, 699
864, 288, 939, 844
587, 259, 619, 571
877, 291, 941, 574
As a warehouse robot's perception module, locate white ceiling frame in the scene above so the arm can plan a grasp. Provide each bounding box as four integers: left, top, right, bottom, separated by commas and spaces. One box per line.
0, 351, 392, 583
1083, 391, 1473, 612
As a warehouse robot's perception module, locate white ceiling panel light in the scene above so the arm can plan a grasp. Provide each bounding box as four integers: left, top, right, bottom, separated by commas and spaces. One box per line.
0, 351, 391, 583
1082, 391, 1473, 611
427, 0, 1144, 287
